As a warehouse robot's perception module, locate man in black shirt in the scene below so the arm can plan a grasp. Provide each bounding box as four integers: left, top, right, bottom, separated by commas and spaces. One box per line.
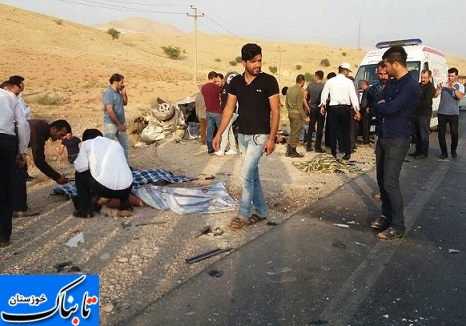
59, 132, 81, 163
305, 70, 326, 152
213, 43, 280, 230
409, 69, 435, 159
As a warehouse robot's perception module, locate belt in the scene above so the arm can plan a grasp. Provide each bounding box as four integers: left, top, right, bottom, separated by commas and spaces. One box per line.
329, 104, 351, 108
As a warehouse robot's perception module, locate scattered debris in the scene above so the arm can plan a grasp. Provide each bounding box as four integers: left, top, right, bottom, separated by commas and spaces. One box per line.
55, 261, 81, 273
267, 221, 279, 226
205, 175, 215, 180
267, 267, 291, 275
185, 248, 233, 264
332, 238, 346, 249
207, 270, 224, 278
383, 314, 389, 318
347, 220, 357, 225
197, 226, 224, 237
333, 223, 350, 228
65, 232, 84, 247
448, 249, 460, 253
354, 242, 368, 247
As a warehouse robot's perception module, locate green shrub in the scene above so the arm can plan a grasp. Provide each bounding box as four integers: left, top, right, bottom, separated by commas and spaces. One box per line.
342, 52, 347, 57
35, 94, 63, 106
229, 61, 237, 66
320, 58, 330, 67
304, 72, 314, 83
235, 56, 242, 63
296, 64, 302, 70
53, 19, 63, 25
268, 66, 278, 74
214, 58, 221, 63
107, 28, 121, 40
161, 45, 181, 59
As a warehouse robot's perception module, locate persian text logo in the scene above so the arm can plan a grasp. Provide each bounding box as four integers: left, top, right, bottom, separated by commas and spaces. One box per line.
0, 275, 99, 325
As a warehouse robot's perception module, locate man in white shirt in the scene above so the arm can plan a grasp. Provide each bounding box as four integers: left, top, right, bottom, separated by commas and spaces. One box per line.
73, 129, 133, 218
0, 85, 30, 247
320, 62, 361, 160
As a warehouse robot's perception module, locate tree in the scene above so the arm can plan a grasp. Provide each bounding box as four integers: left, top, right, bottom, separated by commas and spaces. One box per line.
320, 58, 330, 67
107, 28, 121, 40
161, 46, 181, 59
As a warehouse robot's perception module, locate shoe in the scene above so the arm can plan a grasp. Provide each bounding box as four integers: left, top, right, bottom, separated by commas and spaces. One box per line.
452, 151, 457, 158
214, 150, 224, 157
414, 153, 427, 159
13, 209, 41, 218
370, 215, 389, 230
438, 153, 448, 159
285, 144, 291, 157
315, 148, 326, 153
342, 154, 351, 160
73, 210, 94, 218
208, 149, 215, 154
408, 151, 420, 157
0, 240, 10, 248
225, 149, 237, 155
376, 227, 404, 241
289, 148, 304, 158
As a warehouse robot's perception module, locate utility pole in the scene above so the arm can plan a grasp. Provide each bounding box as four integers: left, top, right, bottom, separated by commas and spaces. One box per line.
187, 5, 204, 84
357, 18, 362, 50
277, 47, 285, 86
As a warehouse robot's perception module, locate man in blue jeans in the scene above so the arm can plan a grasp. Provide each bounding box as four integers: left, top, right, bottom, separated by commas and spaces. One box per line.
103, 73, 129, 163
213, 43, 280, 230
201, 71, 221, 154
433, 67, 465, 159
371, 46, 420, 241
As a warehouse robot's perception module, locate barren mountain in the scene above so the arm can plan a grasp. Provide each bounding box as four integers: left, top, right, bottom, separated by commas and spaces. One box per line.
94, 17, 185, 35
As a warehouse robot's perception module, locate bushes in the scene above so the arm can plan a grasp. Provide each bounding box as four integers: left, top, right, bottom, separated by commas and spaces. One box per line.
304, 72, 314, 83
161, 45, 181, 59
107, 28, 121, 40
229, 61, 237, 66
296, 64, 302, 70
320, 58, 330, 67
235, 56, 242, 63
268, 66, 278, 74
34, 94, 63, 106
214, 58, 221, 63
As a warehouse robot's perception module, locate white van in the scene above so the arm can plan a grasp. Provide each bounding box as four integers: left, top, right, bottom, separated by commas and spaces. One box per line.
354, 38, 448, 128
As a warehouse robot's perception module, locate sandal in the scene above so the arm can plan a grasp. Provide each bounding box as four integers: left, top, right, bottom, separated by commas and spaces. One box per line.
376, 227, 403, 241
248, 214, 266, 225
228, 217, 249, 230
370, 215, 388, 230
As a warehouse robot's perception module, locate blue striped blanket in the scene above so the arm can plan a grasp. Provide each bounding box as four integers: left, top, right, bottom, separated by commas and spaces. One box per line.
50, 168, 193, 198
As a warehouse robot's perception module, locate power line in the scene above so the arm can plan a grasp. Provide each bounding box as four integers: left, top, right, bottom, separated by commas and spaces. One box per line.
57, 0, 187, 14
93, 0, 187, 7
203, 14, 241, 38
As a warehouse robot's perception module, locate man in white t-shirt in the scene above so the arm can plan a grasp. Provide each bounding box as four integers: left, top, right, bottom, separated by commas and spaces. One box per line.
73, 129, 133, 218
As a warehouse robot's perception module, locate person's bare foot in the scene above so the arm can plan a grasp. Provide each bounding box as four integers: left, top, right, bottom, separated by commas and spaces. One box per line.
117, 210, 133, 217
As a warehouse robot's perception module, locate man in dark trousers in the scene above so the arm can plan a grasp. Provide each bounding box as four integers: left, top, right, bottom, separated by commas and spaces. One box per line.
320, 63, 360, 160
201, 71, 221, 154
59, 132, 81, 163
408, 69, 435, 159
73, 129, 133, 218
305, 70, 326, 152
12, 119, 71, 217
371, 46, 420, 240
0, 84, 30, 247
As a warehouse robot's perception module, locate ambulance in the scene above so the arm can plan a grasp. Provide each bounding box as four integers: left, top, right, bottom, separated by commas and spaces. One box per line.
354, 38, 448, 128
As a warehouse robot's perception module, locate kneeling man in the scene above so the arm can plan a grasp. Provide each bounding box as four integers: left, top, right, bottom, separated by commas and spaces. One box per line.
73, 129, 133, 218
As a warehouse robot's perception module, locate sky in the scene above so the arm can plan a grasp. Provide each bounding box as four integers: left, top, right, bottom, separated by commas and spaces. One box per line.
2, 0, 466, 57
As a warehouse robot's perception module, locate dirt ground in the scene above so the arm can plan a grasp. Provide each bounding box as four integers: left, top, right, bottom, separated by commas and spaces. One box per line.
2, 128, 376, 325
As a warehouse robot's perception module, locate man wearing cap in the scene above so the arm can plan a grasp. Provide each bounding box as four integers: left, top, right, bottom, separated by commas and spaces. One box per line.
320, 62, 360, 160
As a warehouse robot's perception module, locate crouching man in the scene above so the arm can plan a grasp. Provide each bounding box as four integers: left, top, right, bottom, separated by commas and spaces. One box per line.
73, 129, 133, 218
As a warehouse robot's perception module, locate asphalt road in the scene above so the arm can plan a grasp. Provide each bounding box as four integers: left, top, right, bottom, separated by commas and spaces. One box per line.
123, 113, 466, 326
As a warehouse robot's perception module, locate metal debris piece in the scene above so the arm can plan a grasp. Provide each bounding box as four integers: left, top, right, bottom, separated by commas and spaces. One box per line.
448, 249, 460, 253
333, 223, 350, 228
185, 248, 233, 264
